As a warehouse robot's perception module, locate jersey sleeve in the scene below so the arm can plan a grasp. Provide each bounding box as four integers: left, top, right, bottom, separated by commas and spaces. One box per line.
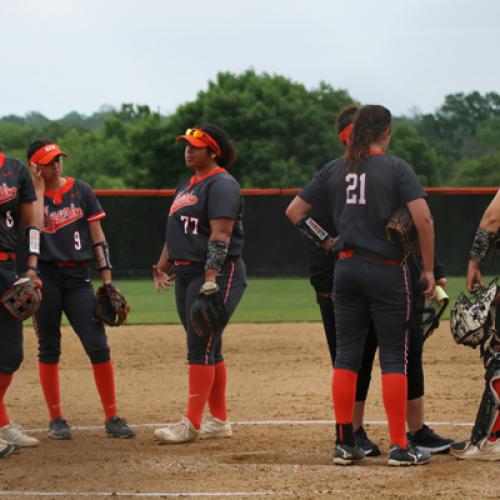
299, 163, 330, 208
207, 176, 241, 220
81, 181, 106, 222
396, 159, 426, 204
18, 163, 37, 203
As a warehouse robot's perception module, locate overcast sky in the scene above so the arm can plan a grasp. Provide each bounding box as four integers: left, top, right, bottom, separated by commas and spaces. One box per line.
1, 0, 499, 119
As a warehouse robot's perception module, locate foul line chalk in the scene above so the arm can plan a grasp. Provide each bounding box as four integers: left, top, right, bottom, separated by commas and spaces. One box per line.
24, 418, 473, 434
0, 492, 301, 498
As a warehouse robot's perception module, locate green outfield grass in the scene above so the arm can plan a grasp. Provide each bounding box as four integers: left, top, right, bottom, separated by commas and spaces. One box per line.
87, 275, 494, 325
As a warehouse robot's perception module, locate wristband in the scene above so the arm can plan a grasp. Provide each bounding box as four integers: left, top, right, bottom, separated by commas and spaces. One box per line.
26, 265, 38, 274
93, 241, 112, 271
205, 241, 229, 272
296, 216, 331, 248
27, 227, 40, 256
469, 227, 496, 261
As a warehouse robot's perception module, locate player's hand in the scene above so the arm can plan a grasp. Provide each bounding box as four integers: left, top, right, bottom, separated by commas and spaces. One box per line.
29, 163, 45, 192
436, 277, 447, 288
419, 271, 436, 301
24, 269, 43, 299
466, 259, 483, 293
152, 265, 175, 292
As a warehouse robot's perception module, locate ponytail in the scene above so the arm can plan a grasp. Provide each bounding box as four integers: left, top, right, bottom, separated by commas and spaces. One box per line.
345, 105, 391, 170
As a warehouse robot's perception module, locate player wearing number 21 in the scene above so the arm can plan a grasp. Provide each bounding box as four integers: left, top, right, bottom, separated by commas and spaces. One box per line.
153, 124, 246, 444
27, 140, 135, 441
287, 105, 436, 466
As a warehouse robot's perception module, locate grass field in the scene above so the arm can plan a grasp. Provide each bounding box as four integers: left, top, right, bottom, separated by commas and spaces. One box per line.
94, 275, 492, 325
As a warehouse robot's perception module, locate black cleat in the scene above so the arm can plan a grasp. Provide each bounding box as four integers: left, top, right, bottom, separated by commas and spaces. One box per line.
388, 444, 432, 466
355, 426, 381, 457
333, 443, 365, 465
0, 441, 16, 459
407, 424, 454, 454
105, 416, 136, 439
49, 417, 72, 440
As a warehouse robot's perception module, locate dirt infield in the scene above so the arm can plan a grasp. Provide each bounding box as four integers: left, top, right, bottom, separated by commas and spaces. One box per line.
0, 322, 498, 499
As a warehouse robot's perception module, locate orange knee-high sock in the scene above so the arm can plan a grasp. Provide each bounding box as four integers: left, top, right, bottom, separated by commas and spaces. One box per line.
92, 361, 117, 421
332, 368, 357, 423
209, 361, 227, 421
39, 362, 62, 420
187, 364, 215, 429
382, 373, 408, 448
330, 369, 335, 407
488, 379, 500, 441
0, 373, 12, 427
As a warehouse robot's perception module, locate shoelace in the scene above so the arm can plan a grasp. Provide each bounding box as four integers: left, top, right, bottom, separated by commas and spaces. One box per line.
9, 423, 28, 438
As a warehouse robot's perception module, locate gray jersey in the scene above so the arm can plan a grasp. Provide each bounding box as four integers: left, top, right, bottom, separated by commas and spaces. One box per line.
300, 152, 425, 260
166, 168, 244, 263
0, 154, 36, 251
40, 177, 105, 262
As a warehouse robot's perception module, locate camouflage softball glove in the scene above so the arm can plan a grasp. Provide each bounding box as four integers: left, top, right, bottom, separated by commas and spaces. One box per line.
385, 206, 419, 257
1, 275, 42, 321
94, 283, 130, 326
190, 280, 228, 338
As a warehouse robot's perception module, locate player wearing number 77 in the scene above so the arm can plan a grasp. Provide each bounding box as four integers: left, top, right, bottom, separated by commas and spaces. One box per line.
27, 140, 135, 441
153, 124, 246, 444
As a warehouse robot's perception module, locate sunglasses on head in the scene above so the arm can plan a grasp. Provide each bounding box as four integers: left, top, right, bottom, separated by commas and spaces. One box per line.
185, 128, 206, 139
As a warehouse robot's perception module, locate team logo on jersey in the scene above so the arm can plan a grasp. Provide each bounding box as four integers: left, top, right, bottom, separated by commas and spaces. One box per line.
0, 183, 17, 204
43, 203, 84, 233
169, 192, 198, 215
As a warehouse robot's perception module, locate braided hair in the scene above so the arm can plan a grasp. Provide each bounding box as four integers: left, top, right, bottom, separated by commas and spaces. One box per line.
345, 105, 391, 170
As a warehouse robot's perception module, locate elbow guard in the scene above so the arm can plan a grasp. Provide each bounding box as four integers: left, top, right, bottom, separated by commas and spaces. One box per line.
205, 240, 229, 272
26, 227, 40, 256
93, 241, 112, 271
296, 216, 331, 248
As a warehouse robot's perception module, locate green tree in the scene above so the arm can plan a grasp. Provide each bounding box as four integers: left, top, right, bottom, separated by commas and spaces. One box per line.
417, 91, 500, 179
453, 154, 500, 186
153, 70, 355, 188
60, 128, 128, 188
389, 121, 442, 186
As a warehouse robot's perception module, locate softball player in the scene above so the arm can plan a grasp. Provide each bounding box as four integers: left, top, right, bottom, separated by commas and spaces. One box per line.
301, 105, 381, 456
27, 140, 135, 440
451, 188, 500, 460
288, 105, 435, 466
0, 150, 41, 456
153, 124, 246, 444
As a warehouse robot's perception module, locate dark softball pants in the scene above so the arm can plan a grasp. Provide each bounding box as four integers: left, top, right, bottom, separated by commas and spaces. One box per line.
352, 269, 426, 401
333, 256, 411, 375
0, 261, 23, 374
316, 291, 379, 399
34, 262, 110, 365
174, 258, 247, 365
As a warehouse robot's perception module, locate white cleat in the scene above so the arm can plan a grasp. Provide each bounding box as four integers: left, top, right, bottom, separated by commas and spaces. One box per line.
0, 422, 39, 448
451, 439, 500, 461
200, 415, 233, 440
154, 417, 200, 444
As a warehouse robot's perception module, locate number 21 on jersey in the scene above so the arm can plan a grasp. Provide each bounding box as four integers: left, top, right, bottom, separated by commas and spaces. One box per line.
345, 173, 366, 205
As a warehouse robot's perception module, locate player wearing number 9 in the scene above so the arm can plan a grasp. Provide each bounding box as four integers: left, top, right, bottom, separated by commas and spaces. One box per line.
153, 124, 246, 444
26, 140, 135, 441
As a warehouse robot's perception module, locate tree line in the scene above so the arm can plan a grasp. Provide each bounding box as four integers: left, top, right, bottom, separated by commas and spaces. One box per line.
1, 70, 499, 188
